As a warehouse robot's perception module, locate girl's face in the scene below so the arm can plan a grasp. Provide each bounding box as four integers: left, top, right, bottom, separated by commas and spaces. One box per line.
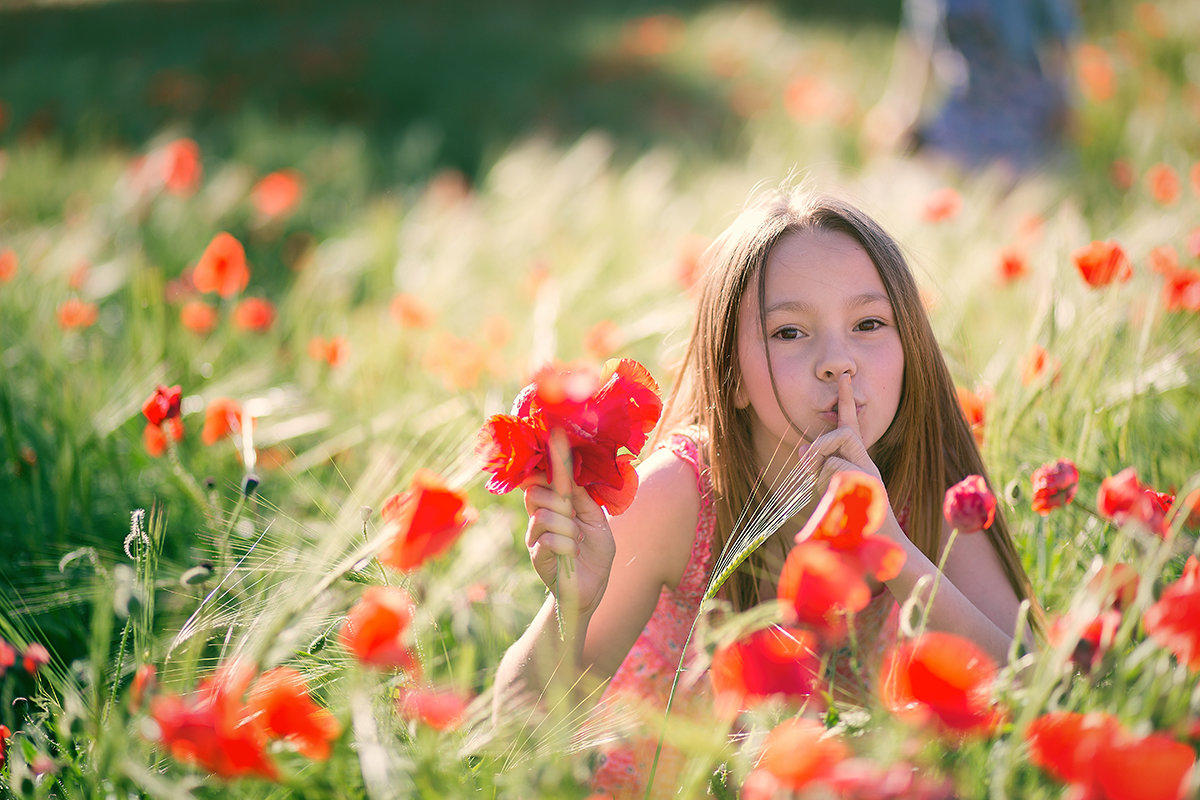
735, 228, 904, 471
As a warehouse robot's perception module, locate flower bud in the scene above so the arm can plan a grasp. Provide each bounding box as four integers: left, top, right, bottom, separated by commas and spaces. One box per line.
943, 475, 996, 533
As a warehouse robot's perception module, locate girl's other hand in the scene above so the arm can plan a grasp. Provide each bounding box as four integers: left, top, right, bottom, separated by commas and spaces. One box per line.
522, 449, 616, 621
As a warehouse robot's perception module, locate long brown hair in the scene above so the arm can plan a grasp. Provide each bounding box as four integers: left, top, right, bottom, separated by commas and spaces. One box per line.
654, 187, 1038, 626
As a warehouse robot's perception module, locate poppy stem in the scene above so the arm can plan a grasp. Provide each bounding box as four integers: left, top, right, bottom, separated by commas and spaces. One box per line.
548, 429, 575, 640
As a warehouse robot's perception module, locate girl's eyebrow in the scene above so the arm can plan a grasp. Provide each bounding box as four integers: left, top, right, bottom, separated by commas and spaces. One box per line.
765, 292, 892, 315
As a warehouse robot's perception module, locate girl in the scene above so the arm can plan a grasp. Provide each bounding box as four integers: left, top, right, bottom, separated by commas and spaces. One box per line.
492, 187, 1037, 797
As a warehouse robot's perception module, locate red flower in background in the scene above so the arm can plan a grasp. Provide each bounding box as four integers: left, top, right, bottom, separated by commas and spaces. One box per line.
0, 249, 16, 283
997, 247, 1029, 284
22, 642, 50, 674
777, 541, 872, 643
1147, 163, 1181, 206
144, 418, 184, 457
245, 667, 341, 760
583, 319, 622, 361
251, 170, 304, 219
0, 639, 15, 676
476, 358, 663, 515
1144, 556, 1200, 671
1097, 467, 1172, 537
142, 385, 182, 426
943, 475, 996, 533
921, 187, 962, 223
1073, 240, 1132, 288
396, 685, 472, 731
1021, 344, 1060, 385
955, 386, 986, 445
339, 586, 420, 672
880, 631, 1002, 736
377, 469, 477, 572
308, 336, 348, 367
193, 233, 249, 298
202, 397, 243, 446
1026, 711, 1195, 800
1031, 458, 1080, 515
1076, 43, 1116, 102
0, 724, 10, 767
1087, 562, 1140, 612
1162, 266, 1200, 313
131, 664, 157, 711
798, 470, 905, 582
389, 292, 435, 328
181, 300, 218, 334
161, 138, 202, 196
1049, 608, 1123, 673
709, 625, 822, 717
742, 718, 848, 798
57, 297, 99, 329
151, 683, 278, 781
233, 297, 275, 331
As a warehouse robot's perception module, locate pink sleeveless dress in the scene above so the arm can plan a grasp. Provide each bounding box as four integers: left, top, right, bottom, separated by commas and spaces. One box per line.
589, 431, 900, 799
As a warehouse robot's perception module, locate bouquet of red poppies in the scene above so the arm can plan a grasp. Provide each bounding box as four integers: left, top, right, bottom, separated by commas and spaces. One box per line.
475, 358, 663, 516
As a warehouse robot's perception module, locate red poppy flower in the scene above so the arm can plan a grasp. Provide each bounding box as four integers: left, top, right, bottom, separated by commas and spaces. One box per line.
880, 631, 1002, 736
921, 187, 962, 223
1049, 608, 1122, 672
1150, 245, 1179, 275
1147, 163, 1181, 206
57, 297, 99, 330
997, 247, 1029, 284
251, 170, 304, 219
160, 138, 202, 196
583, 319, 622, 362
1097, 467, 1170, 537
339, 586, 420, 671
307, 336, 348, 367
202, 397, 243, 446
193, 232, 250, 298
709, 625, 822, 717
1087, 562, 1140, 612
1191, 163, 1200, 199
1072, 240, 1132, 288
396, 685, 472, 731
1110, 159, 1135, 190
1162, 267, 1200, 313
144, 418, 183, 457
476, 358, 663, 515
150, 685, 278, 781
22, 642, 49, 674
1144, 556, 1200, 671
0, 639, 14, 677
750, 717, 848, 792
0, 723, 9, 767
389, 292, 434, 328
245, 667, 341, 760
797, 470, 905, 582
618, 13, 684, 59
232, 297, 275, 331
142, 385, 182, 426
1025, 710, 1123, 786
1031, 458, 1080, 515
1021, 344, 1060, 386
131, 663, 157, 711
777, 541, 872, 643
377, 469, 477, 572
0, 249, 16, 283
181, 300, 218, 334
1076, 43, 1116, 103
943, 475, 996, 533
955, 386, 986, 445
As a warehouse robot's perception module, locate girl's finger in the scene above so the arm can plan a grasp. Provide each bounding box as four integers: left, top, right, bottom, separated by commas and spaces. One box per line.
530, 533, 578, 561
524, 484, 573, 518
525, 508, 576, 549
837, 373, 861, 437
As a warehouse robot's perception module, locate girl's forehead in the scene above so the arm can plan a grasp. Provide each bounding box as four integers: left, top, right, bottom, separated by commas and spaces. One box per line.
750, 229, 886, 299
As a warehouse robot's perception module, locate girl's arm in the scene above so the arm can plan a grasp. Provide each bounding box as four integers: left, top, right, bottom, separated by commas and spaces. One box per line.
492, 446, 702, 721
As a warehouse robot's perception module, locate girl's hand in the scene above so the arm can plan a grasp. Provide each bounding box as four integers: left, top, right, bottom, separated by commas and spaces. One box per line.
522, 449, 616, 621
801, 373, 886, 501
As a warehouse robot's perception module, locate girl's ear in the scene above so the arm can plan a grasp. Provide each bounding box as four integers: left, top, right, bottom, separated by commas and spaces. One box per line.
734, 376, 749, 409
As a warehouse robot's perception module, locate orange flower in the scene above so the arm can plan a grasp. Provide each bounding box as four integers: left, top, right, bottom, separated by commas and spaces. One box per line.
245, 667, 341, 760
201, 397, 243, 446
798, 470, 905, 582
1072, 240, 1132, 288
1021, 344, 1060, 385
396, 685, 472, 731
389, 292, 434, 328
783, 74, 839, 122
1147, 163, 1181, 206
956, 385, 986, 445
996, 247, 1029, 284
68, 260, 90, 290
251, 169, 304, 219
583, 319, 621, 361
339, 586, 420, 671
1076, 43, 1116, 103
232, 297, 276, 331
180, 300, 218, 334
709, 625, 822, 717
307, 336, 348, 367
921, 187, 962, 223
57, 297, 99, 329
1149, 245, 1179, 275
777, 541, 872, 643
1162, 266, 1200, 312
161, 138, 202, 196
0, 249, 16, 283
747, 718, 847, 794
193, 232, 249, 298
880, 631, 1002, 736
618, 14, 684, 58
378, 469, 477, 572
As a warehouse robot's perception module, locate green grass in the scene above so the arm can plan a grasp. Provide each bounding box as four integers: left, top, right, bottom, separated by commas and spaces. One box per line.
1, 0, 1199, 797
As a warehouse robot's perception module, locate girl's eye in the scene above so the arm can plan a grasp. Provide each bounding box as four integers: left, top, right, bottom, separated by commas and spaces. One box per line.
773, 326, 803, 341
855, 318, 887, 332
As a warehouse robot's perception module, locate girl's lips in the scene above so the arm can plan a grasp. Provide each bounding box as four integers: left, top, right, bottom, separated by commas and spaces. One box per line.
819, 403, 864, 425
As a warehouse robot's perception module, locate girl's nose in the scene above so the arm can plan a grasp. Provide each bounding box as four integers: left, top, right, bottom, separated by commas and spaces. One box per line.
816, 342, 855, 381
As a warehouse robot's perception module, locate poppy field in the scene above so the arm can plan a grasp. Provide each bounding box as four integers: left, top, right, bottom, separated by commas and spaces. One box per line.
1, 1, 1199, 797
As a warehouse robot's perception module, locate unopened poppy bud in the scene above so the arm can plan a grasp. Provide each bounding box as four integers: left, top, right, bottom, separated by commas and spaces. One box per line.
180, 562, 214, 587
943, 475, 996, 533
1031, 458, 1079, 515
241, 472, 260, 497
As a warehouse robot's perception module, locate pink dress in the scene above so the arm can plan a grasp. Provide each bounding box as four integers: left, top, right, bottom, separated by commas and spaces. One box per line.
589, 431, 900, 799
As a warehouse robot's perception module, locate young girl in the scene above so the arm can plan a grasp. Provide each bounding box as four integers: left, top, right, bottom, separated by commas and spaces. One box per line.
492, 187, 1037, 797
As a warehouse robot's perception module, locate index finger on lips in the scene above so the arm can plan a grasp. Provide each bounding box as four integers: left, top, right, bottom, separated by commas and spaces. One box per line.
837, 373, 860, 437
